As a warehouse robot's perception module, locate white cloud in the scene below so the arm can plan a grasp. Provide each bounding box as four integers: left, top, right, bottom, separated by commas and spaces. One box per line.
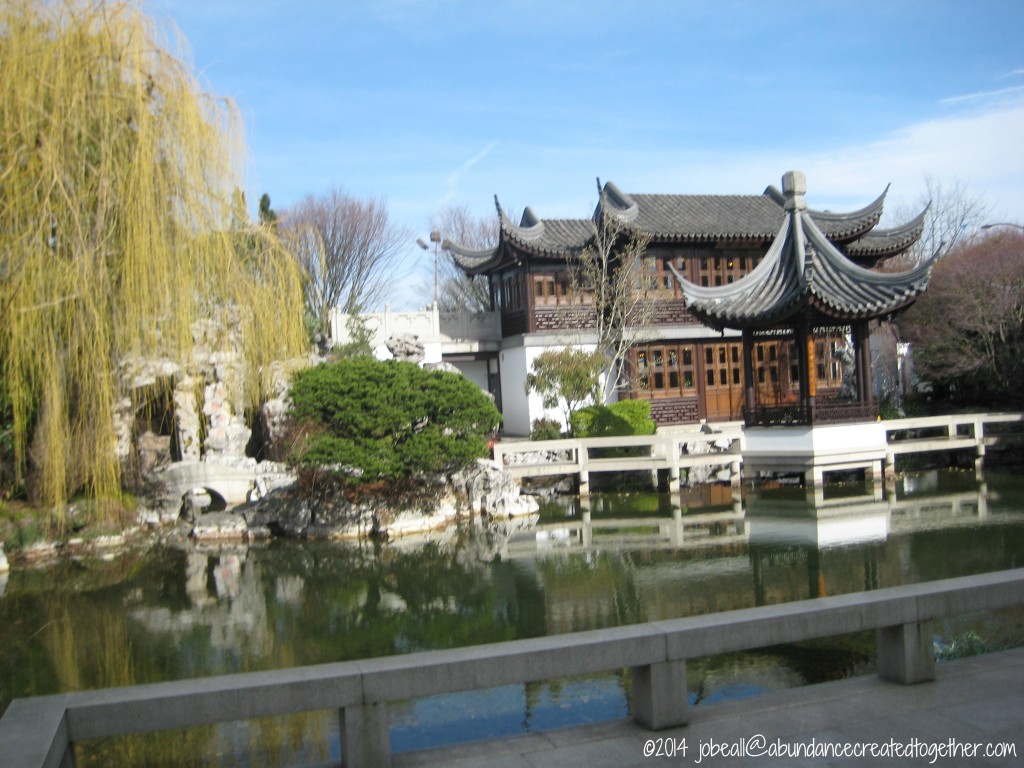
940, 85, 1024, 106
438, 141, 499, 209
615, 97, 1024, 224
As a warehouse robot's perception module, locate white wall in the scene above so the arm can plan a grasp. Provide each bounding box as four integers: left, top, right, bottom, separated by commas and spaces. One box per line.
454, 360, 489, 391
499, 341, 600, 437
498, 346, 532, 436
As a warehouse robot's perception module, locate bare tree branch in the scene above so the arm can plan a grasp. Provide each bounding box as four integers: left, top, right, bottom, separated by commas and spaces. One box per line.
565, 180, 653, 403
282, 189, 409, 336
432, 205, 498, 313
890, 176, 991, 265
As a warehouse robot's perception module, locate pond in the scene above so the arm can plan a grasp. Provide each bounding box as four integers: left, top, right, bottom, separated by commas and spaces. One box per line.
2, 469, 1024, 765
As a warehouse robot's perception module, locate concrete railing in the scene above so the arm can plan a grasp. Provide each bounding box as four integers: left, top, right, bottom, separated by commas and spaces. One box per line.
493, 427, 745, 496
883, 412, 1024, 476
3, 569, 1023, 768
494, 413, 1023, 493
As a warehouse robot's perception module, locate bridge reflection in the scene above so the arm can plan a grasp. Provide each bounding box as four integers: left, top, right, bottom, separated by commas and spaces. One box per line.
505, 471, 1005, 561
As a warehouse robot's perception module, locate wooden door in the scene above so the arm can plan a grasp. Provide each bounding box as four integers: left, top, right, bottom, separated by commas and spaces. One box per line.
703, 342, 744, 421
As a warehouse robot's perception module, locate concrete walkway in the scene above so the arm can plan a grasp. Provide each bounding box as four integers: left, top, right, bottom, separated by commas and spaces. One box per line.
393, 647, 1024, 767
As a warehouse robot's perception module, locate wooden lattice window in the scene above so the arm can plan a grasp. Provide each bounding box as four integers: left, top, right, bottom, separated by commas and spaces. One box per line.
697, 251, 761, 287
499, 272, 524, 311
633, 344, 697, 396
634, 256, 677, 298
533, 271, 574, 306
815, 339, 844, 388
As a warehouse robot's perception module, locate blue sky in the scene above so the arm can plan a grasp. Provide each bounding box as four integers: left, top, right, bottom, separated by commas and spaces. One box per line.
145, 0, 1024, 309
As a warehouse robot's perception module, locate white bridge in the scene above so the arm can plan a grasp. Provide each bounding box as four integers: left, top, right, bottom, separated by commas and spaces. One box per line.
493, 412, 1024, 495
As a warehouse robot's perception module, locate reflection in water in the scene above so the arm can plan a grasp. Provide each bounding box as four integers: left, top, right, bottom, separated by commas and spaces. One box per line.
1, 471, 1024, 764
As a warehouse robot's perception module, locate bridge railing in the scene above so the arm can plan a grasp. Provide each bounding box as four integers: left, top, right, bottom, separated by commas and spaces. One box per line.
493, 427, 744, 495
3, 569, 1023, 768
883, 412, 1024, 444
881, 412, 1024, 476
493, 413, 1022, 492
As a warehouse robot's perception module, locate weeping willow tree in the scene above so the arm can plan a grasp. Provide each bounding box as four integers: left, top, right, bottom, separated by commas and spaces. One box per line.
0, 0, 308, 520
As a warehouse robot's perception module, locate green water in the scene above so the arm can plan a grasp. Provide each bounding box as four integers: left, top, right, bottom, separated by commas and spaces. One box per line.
2, 469, 1024, 764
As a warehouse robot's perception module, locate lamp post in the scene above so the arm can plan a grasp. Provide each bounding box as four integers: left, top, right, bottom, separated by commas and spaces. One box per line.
416, 231, 442, 308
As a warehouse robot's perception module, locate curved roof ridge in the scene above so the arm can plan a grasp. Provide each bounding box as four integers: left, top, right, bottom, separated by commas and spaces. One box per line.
806, 185, 888, 242
442, 197, 507, 273
671, 199, 936, 327
801, 211, 937, 315
844, 205, 929, 258
601, 180, 640, 222
443, 238, 500, 271
671, 215, 804, 327
802, 212, 933, 286
808, 185, 889, 224
763, 185, 786, 206
503, 203, 545, 242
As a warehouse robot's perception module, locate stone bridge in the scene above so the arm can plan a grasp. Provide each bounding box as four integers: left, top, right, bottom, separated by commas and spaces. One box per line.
155, 460, 293, 513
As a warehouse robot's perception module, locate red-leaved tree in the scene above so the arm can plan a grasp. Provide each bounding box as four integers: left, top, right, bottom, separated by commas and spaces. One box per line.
899, 229, 1024, 408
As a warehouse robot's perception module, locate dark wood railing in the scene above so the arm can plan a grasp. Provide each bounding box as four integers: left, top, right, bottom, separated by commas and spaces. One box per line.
745, 400, 877, 427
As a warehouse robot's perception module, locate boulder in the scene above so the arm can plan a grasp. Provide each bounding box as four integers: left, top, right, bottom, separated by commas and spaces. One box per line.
236, 461, 536, 539
385, 333, 425, 363
190, 512, 249, 541
451, 459, 539, 518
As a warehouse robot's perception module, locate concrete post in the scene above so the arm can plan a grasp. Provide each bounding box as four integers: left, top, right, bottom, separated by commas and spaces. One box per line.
631, 660, 689, 729
670, 506, 683, 547
340, 704, 391, 768
578, 444, 590, 497
884, 450, 896, 481
877, 621, 935, 684
578, 470, 590, 497
668, 464, 681, 493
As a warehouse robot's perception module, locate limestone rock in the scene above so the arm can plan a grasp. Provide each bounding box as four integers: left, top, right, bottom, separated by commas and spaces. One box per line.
386, 333, 425, 363
423, 361, 461, 375
191, 512, 249, 541
137, 431, 172, 474
451, 459, 539, 518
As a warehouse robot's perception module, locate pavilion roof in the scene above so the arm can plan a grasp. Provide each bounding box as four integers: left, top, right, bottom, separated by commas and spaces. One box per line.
669, 172, 937, 330
445, 172, 925, 277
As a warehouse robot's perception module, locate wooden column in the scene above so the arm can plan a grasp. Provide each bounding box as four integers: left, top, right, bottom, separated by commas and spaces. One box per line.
863, 320, 875, 407
742, 330, 756, 417
852, 320, 874, 408
795, 322, 814, 417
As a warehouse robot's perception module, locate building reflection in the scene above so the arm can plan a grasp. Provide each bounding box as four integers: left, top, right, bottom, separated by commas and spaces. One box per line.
513, 471, 1014, 634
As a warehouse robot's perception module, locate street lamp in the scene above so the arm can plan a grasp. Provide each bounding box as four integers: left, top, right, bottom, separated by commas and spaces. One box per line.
416, 231, 442, 308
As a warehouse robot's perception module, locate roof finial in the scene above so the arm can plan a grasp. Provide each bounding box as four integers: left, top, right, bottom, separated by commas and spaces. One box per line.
782, 171, 807, 211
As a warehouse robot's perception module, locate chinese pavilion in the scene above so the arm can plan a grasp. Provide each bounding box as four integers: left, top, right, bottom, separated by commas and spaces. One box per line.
447, 171, 932, 435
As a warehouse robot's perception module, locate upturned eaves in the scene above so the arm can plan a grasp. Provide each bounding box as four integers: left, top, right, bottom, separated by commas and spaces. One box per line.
671, 207, 936, 330
843, 207, 928, 260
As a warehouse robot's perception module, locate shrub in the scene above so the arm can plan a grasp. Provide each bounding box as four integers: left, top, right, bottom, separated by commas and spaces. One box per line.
569, 399, 656, 438
287, 359, 501, 482
530, 418, 564, 441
